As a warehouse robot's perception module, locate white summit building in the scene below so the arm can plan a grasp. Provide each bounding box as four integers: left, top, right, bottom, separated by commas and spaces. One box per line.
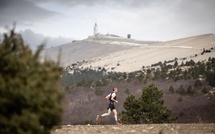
94, 22, 98, 36
92, 22, 129, 39
91, 22, 120, 38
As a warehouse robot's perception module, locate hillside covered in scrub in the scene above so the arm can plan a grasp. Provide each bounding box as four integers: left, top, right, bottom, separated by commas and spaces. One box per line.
41, 33, 215, 125
61, 57, 215, 125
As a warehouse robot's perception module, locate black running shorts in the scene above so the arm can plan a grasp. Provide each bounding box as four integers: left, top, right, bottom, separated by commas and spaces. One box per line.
108, 104, 115, 111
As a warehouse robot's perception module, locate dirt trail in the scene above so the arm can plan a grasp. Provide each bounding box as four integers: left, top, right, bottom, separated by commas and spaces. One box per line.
52, 124, 215, 134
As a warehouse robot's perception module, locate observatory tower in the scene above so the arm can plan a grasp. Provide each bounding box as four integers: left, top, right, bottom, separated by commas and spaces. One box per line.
94, 22, 98, 36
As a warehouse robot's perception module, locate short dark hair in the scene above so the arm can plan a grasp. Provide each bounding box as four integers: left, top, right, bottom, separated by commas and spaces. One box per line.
113, 87, 117, 91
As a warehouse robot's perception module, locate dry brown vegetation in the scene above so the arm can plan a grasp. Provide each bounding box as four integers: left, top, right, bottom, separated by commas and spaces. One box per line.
61, 80, 215, 125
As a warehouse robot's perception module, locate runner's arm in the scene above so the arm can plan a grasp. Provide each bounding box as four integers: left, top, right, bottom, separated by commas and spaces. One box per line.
105, 94, 110, 100
111, 96, 118, 103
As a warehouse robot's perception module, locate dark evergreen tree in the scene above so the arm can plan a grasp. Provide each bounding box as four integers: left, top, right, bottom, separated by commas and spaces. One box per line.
169, 85, 175, 94
181, 61, 184, 66
186, 85, 195, 96
174, 60, 178, 68
194, 79, 203, 88
139, 84, 175, 123
168, 70, 176, 79
153, 69, 161, 80
124, 88, 130, 95
95, 88, 104, 96
208, 57, 212, 62
0, 29, 63, 134
120, 95, 141, 124
183, 70, 189, 79
121, 84, 175, 124
206, 71, 215, 87
176, 85, 186, 95
146, 69, 151, 75
177, 97, 183, 102
202, 87, 209, 94
185, 60, 195, 66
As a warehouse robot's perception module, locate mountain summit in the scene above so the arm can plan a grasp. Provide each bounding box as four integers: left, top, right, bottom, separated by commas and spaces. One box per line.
41, 33, 158, 68
42, 33, 215, 72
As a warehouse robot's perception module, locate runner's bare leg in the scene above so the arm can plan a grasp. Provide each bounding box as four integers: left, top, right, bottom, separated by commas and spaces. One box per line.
112, 109, 118, 123
101, 108, 111, 117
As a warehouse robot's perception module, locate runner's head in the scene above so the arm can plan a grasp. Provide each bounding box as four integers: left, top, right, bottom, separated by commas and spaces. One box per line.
113, 87, 118, 93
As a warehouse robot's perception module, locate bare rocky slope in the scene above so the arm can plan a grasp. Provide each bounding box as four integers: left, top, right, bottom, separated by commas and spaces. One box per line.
42, 33, 215, 72
79, 33, 215, 72
41, 35, 157, 67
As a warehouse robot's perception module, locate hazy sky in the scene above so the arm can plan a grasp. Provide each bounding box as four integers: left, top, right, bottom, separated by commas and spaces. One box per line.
1, 0, 215, 42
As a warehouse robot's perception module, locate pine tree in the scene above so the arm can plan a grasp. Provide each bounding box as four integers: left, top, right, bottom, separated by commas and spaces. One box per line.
177, 97, 183, 102
169, 85, 175, 94
174, 60, 178, 68
194, 79, 203, 88
0, 29, 64, 134
176, 85, 186, 95
181, 61, 184, 66
206, 71, 215, 87
202, 87, 208, 94
121, 84, 176, 124
186, 85, 195, 96
121, 95, 141, 124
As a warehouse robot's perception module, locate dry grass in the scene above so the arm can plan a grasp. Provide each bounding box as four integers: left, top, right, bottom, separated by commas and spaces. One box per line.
52, 124, 215, 134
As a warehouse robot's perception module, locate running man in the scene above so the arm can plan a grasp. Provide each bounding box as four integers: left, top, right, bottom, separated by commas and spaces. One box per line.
96, 87, 119, 125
